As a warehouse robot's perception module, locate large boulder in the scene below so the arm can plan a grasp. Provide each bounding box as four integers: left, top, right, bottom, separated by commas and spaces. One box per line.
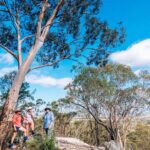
56, 137, 105, 150
104, 140, 122, 150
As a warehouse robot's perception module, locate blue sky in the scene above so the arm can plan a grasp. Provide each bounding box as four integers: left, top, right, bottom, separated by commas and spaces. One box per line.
101, 0, 150, 46
0, 0, 150, 103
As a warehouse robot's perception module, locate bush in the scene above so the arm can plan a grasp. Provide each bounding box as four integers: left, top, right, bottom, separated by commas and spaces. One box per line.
27, 134, 58, 150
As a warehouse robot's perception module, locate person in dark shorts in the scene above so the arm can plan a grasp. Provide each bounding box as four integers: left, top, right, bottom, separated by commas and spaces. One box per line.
9, 110, 28, 149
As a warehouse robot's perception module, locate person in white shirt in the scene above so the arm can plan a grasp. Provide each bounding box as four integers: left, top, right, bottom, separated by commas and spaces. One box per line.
24, 107, 35, 136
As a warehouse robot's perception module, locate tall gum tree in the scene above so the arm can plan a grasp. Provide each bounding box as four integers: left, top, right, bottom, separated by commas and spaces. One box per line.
0, 0, 125, 148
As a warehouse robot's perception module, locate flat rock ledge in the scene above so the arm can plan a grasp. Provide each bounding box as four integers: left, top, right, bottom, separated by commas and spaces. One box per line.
56, 137, 105, 150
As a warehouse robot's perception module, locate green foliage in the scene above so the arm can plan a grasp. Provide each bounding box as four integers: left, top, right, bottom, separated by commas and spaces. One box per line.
27, 134, 58, 150
0, 0, 125, 67
27, 119, 57, 149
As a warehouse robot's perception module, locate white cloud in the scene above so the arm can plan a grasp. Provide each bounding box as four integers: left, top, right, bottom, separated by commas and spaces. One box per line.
110, 39, 150, 67
134, 69, 141, 76
0, 66, 72, 88
26, 74, 72, 88
0, 53, 14, 64
0, 66, 17, 77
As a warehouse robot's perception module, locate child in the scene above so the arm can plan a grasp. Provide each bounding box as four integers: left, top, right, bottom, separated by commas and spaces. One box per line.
9, 109, 28, 149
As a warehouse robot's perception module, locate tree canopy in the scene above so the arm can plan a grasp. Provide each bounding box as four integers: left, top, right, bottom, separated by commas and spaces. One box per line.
0, 0, 125, 68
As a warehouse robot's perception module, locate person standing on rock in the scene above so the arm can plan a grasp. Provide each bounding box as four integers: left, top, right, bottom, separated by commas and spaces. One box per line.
9, 109, 28, 149
23, 107, 35, 136
43, 107, 54, 137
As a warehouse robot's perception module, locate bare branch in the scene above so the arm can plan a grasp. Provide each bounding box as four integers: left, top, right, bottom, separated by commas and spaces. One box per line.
41, 0, 63, 39
67, 58, 83, 65
71, 100, 109, 131
41, 20, 63, 30
0, 43, 18, 61
3, 0, 17, 31
36, 0, 49, 38
28, 55, 71, 73
21, 35, 35, 43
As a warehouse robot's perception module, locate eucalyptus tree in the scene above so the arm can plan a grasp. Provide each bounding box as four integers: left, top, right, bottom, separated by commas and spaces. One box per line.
0, 0, 124, 147
67, 64, 150, 149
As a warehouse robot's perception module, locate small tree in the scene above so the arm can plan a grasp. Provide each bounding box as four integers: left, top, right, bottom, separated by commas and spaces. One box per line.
66, 64, 150, 149
50, 99, 76, 136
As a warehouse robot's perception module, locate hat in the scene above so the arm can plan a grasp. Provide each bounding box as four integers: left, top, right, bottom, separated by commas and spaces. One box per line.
27, 107, 32, 111
45, 107, 51, 111
14, 109, 22, 113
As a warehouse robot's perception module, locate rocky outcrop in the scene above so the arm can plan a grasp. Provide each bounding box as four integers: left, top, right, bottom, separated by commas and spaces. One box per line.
56, 137, 105, 150
104, 140, 122, 150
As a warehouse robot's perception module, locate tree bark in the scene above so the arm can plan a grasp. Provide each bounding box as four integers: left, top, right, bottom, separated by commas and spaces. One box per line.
95, 119, 100, 146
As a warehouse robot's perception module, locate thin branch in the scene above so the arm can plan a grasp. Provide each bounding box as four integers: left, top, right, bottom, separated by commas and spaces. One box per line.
71, 100, 109, 131
67, 58, 83, 65
21, 35, 35, 43
0, 43, 18, 61
0, 9, 9, 13
3, 0, 17, 31
36, 0, 49, 38
41, 20, 63, 30
41, 0, 63, 39
28, 55, 71, 73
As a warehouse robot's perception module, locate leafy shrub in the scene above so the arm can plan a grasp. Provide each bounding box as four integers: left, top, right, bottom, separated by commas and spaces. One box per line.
27, 134, 58, 150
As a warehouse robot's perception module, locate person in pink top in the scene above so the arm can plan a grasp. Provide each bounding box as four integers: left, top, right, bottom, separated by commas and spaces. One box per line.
9, 110, 28, 149
24, 107, 35, 136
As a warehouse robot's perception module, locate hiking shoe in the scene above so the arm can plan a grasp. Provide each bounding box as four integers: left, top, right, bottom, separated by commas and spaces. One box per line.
23, 136, 28, 143
9, 144, 16, 149
31, 130, 36, 136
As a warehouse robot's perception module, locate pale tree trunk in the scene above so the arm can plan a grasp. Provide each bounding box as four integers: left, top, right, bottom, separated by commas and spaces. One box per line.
122, 120, 129, 150
117, 130, 124, 150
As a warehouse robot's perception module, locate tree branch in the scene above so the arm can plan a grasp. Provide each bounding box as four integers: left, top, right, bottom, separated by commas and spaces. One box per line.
67, 58, 83, 65
0, 9, 9, 13
3, 0, 22, 67
41, 0, 63, 39
16, 15, 22, 67
28, 55, 71, 73
0, 44, 18, 61
21, 35, 35, 43
71, 100, 110, 131
3, 0, 17, 31
36, 0, 49, 38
